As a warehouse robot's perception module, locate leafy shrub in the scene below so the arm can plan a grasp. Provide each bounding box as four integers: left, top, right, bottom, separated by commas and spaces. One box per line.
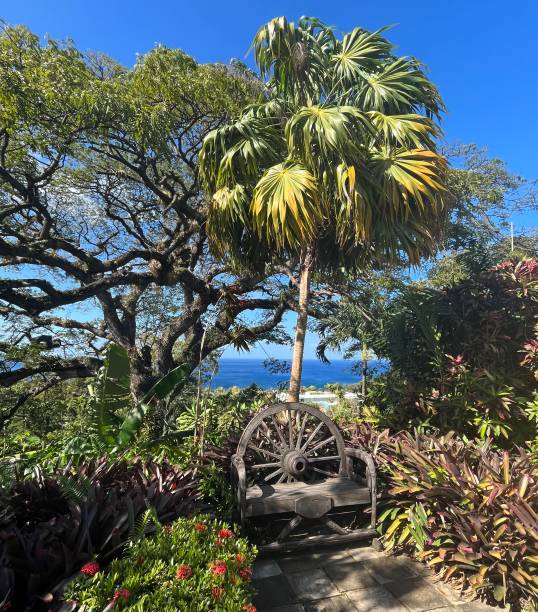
348, 426, 538, 609
363, 258, 538, 443
0, 459, 198, 610
64, 515, 257, 611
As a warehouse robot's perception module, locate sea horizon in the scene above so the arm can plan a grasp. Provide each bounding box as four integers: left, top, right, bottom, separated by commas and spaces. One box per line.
209, 358, 384, 390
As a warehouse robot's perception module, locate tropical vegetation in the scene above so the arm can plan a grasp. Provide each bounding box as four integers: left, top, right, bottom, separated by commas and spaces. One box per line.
0, 13, 537, 612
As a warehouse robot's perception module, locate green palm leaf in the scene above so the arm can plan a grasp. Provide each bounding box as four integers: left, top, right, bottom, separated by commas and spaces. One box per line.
286, 105, 373, 169
350, 57, 444, 117
251, 161, 321, 249
332, 26, 393, 79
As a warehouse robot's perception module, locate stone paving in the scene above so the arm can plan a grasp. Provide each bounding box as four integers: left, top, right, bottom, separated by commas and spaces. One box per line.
252, 544, 498, 612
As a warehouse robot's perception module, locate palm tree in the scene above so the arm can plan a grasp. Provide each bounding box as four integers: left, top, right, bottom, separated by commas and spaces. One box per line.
199, 16, 448, 401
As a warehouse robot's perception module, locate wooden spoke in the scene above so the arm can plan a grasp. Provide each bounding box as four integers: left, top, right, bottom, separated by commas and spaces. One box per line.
248, 444, 281, 460
258, 422, 280, 449
287, 409, 294, 448
300, 421, 325, 452
276, 471, 287, 483
295, 411, 308, 450
264, 467, 283, 482
308, 455, 340, 463
270, 415, 287, 448
306, 435, 336, 457
251, 462, 281, 469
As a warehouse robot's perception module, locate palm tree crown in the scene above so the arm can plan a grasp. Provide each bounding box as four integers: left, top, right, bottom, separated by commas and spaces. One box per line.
200, 16, 448, 270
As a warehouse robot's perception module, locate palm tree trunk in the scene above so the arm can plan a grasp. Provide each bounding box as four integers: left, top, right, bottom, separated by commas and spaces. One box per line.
288, 247, 315, 402
361, 342, 369, 397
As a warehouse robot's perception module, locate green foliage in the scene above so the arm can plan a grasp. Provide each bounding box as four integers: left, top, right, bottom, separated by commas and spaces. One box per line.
85, 343, 189, 453
200, 15, 447, 272
359, 430, 538, 608
355, 258, 538, 444
64, 515, 257, 611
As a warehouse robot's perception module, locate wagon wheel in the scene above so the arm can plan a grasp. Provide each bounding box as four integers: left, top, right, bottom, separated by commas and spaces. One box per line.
236, 402, 349, 486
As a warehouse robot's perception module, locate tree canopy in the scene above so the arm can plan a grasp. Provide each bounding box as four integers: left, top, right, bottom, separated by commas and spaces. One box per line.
0, 25, 295, 427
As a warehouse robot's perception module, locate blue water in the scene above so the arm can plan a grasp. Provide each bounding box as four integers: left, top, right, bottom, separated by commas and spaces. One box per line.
210, 358, 382, 389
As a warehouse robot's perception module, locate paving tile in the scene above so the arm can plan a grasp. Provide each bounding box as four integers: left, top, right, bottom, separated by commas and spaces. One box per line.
323, 560, 378, 592
278, 549, 352, 573
346, 586, 407, 611
254, 559, 283, 580
459, 603, 497, 611
287, 569, 340, 601
384, 576, 452, 611
394, 554, 433, 577
344, 546, 381, 563
362, 555, 417, 584
253, 574, 298, 609
429, 580, 468, 605
304, 595, 356, 611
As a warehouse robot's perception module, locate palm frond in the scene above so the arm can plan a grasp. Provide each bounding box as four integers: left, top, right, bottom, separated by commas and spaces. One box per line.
251, 161, 321, 250
349, 57, 444, 117
332, 26, 393, 80
286, 105, 373, 170
368, 112, 441, 148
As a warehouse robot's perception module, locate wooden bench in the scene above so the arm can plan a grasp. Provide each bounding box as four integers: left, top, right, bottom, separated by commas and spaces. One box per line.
231, 402, 378, 552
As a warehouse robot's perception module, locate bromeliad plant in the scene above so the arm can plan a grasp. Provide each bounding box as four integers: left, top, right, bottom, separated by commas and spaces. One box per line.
64, 515, 257, 611
370, 430, 538, 608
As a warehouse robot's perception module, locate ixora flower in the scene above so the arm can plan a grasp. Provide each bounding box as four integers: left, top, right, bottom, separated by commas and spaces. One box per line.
235, 553, 246, 564
211, 561, 227, 575
211, 586, 224, 600
238, 567, 252, 581
176, 564, 193, 580
242, 605, 257, 612
111, 588, 130, 604
194, 522, 207, 532
80, 561, 100, 576
218, 528, 233, 539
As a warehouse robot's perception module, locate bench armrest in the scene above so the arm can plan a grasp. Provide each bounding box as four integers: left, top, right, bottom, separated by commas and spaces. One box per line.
231, 454, 247, 525
344, 448, 377, 529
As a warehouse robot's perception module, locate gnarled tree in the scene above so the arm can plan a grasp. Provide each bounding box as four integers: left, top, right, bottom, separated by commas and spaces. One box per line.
0, 25, 295, 428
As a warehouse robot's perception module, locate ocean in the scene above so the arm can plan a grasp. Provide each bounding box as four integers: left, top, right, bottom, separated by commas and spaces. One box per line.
209, 358, 382, 389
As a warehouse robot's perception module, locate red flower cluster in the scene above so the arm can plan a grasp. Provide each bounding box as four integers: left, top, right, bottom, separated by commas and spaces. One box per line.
242, 605, 257, 612
80, 561, 100, 577
194, 522, 207, 533
211, 561, 227, 576
111, 588, 130, 605
211, 586, 224, 600
176, 564, 193, 580
239, 566, 252, 581
218, 528, 233, 539
235, 553, 246, 564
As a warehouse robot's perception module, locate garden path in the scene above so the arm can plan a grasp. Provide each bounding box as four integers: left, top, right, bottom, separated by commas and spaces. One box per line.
252, 544, 498, 611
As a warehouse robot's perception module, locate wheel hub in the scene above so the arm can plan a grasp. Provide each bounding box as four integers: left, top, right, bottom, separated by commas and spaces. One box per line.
281, 449, 309, 478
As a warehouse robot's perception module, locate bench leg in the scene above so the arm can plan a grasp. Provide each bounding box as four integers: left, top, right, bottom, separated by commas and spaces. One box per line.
276, 515, 303, 542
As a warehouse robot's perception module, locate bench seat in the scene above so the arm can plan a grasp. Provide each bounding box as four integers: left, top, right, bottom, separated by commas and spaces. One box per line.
246, 476, 370, 517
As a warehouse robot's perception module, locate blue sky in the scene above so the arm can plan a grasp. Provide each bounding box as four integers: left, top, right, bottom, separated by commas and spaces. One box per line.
2, 0, 537, 359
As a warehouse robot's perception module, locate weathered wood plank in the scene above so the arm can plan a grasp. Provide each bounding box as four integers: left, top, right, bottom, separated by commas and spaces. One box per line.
245, 477, 370, 516
258, 528, 378, 554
